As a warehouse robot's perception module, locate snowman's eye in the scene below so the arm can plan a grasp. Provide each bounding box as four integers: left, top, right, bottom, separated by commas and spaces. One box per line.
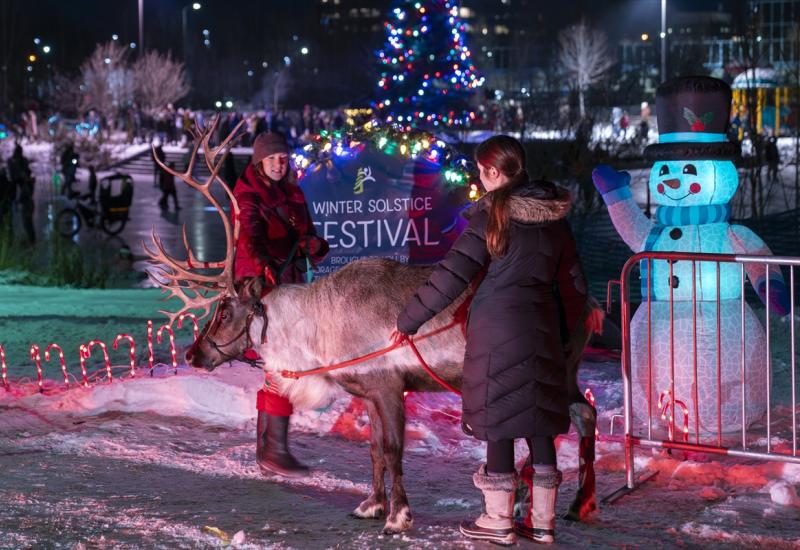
683, 164, 697, 175
659, 165, 669, 176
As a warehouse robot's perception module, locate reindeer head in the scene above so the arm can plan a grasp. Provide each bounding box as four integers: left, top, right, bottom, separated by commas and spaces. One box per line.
185, 278, 267, 370
144, 115, 255, 371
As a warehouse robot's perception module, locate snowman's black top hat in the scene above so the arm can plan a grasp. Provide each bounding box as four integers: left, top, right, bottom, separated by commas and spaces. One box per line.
644, 76, 740, 161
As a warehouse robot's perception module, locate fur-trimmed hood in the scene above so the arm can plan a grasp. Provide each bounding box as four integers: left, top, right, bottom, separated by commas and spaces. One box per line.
467, 180, 572, 224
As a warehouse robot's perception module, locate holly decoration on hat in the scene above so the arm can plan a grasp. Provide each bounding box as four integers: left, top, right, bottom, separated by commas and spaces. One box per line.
683, 107, 714, 132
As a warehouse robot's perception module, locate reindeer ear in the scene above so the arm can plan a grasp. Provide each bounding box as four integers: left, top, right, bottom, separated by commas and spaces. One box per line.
242, 277, 265, 300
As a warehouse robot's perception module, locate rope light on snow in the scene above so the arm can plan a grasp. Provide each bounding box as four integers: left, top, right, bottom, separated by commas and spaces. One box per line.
147, 320, 154, 372
78, 345, 90, 387
178, 313, 199, 341
113, 334, 137, 377
658, 389, 690, 442
86, 340, 112, 382
0, 317, 200, 393
44, 343, 69, 387
0, 344, 8, 390
157, 324, 178, 374
29, 344, 43, 393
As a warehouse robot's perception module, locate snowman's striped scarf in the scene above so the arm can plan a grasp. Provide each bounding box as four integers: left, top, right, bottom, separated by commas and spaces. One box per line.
640, 203, 731, 299
653, 203, 731, 227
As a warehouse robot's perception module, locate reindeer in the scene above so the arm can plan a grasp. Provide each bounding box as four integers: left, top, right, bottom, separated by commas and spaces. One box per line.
145, 118, 599, 534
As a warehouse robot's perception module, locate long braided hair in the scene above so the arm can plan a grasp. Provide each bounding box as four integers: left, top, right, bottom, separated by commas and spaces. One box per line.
475, 135, 528, 258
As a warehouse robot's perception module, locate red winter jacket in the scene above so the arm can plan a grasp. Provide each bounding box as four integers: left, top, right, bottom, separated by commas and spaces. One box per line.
233, 163, 329, 283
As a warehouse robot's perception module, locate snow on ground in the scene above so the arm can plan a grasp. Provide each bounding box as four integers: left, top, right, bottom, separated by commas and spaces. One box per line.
1, 284, 800, 547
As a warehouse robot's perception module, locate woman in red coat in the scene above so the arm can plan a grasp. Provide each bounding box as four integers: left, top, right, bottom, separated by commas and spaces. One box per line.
234, 131, 328, 477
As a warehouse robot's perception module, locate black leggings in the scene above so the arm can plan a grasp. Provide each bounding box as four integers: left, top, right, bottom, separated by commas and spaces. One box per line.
486, 437, 556, 474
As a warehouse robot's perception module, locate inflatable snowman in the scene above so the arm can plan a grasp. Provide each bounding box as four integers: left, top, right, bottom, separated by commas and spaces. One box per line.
593, 76, 789, 435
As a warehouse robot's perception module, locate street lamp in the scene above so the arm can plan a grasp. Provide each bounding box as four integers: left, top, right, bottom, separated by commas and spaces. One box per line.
42, 45, 51, 54
182, 2, 202, 59
661, 0, 667, 82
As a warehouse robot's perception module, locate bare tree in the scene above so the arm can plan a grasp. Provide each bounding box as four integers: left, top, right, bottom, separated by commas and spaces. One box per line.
252, 68, 293, 111
78, 41, 134, 132
132, 50, 190, 117
50, 72, 83, 115
558, 20, 614, 119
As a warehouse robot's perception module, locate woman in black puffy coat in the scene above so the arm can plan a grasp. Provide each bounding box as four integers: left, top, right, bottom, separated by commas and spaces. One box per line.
392, 135, 587, 546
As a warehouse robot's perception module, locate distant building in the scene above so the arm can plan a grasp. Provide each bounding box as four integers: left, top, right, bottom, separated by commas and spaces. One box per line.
749, 0, 799, 70
459, 0, 550, 99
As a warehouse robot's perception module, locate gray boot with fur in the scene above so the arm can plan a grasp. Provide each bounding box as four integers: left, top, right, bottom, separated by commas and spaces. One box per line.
459, 464, 517, 546
515, 469, 562, 544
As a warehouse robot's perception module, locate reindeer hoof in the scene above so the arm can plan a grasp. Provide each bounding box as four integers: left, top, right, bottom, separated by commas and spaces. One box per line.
382, 506, 413, 534
351, 500, 384, 519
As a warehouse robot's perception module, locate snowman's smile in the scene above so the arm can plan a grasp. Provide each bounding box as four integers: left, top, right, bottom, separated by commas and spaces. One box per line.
657, 181, 702, 201
662, 191, 692, 201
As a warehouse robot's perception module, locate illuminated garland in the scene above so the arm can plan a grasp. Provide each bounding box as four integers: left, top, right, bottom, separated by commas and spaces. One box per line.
374, 0, 484, 127
292, 120, 482, 200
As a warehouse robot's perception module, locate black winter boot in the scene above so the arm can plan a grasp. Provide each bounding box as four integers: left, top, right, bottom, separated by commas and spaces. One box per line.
563, 402, 597, 521
256, 412, 310, 478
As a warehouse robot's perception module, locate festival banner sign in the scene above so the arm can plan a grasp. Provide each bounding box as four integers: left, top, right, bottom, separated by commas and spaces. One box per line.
299, 144, 470, 275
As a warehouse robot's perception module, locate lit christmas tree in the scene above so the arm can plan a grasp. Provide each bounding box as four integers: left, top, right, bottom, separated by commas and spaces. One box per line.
374, 0, 484, 128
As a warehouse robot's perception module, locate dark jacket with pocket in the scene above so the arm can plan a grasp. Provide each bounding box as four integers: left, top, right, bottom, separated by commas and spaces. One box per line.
397, 181, 588, 441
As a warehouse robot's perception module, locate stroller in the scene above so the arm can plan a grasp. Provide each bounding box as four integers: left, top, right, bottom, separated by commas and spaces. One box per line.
55, 172, 134, 237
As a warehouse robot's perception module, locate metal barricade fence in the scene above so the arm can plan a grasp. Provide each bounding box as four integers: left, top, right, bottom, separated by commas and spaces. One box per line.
604, 251, 800, 503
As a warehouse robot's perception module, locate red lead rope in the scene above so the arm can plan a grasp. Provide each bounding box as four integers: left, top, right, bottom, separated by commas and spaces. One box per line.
279, 321, 462, 396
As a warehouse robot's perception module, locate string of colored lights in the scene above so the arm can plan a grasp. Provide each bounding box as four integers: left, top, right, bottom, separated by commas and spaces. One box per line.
291, 120, 482, 201
374, 0, 484, 127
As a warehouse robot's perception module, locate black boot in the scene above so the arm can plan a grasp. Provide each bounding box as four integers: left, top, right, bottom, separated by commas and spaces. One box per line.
256, 412, 310, 478
563, 402, 597, 521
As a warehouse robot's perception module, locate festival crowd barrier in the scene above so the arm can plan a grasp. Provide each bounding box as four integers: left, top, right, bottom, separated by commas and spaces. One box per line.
605, 250, 800, 502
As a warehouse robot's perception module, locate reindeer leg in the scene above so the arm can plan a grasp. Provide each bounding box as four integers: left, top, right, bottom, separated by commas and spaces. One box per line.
351, 399, 387, 520
374, 391, 413, 534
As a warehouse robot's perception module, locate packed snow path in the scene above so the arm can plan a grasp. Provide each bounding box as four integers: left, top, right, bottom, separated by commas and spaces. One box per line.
0, 362, 798, 549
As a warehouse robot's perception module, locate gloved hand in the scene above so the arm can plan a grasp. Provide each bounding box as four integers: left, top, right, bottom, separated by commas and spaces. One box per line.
299, 235, 329, 259
592, 164, 631, 195
757, 277, 791, 317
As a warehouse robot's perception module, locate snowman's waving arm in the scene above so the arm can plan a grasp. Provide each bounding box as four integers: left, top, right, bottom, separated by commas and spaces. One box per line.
592, 165, 654, 252
729, 224, 790, 316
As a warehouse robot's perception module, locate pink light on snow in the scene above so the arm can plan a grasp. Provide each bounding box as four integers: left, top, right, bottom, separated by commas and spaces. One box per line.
113, 334, 137, 377
157, 324, 178, 374
44, 343, 69, 387
86, 340, 112, 382
0, 344, 8, 390
29, 344, 43, 392
177, 313, 199, 342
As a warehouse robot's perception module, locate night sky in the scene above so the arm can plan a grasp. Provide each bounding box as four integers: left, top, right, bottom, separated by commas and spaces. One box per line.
3, 0, 740, 74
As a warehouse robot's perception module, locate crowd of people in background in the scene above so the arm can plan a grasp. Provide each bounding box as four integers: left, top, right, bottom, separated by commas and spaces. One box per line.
9, 103, 353, 149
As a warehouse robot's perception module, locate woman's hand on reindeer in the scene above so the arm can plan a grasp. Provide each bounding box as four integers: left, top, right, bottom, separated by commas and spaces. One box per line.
389, 328, 409, 346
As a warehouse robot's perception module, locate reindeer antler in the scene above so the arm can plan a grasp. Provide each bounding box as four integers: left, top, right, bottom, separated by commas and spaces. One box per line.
143, 114, 246, 324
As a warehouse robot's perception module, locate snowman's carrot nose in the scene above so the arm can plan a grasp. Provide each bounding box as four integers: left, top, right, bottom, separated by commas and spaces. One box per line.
663, 178, 681, 189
